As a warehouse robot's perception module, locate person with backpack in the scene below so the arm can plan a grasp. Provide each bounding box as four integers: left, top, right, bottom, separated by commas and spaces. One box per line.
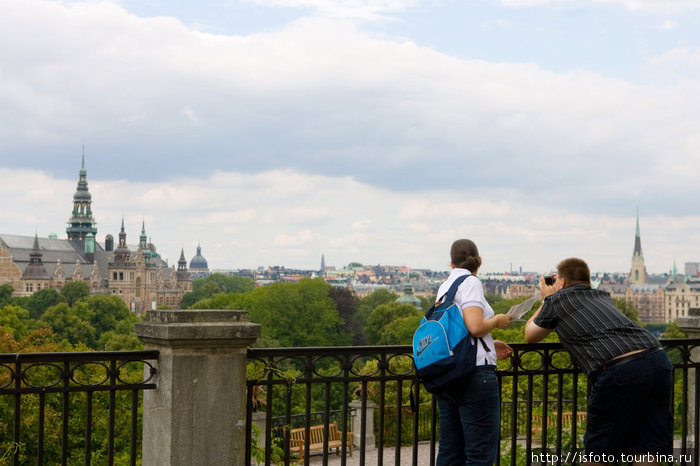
525, 258, 673, 464
432, 238, 512, 465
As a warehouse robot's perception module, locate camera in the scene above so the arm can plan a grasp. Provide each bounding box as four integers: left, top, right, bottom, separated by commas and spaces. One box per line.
544, 274, 556, 286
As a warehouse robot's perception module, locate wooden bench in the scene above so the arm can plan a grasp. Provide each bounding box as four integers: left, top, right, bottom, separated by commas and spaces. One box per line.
532, 411, 586, 434
288, 422, 353, 459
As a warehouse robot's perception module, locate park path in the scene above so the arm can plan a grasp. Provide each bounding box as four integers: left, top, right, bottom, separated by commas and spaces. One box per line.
306, 443, 433, 465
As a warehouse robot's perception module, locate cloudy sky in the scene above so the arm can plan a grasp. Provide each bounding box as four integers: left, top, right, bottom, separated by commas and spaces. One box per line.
2, 0, 700, 274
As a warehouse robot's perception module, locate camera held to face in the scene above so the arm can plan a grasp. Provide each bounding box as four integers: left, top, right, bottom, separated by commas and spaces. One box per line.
544, 274, 556, 286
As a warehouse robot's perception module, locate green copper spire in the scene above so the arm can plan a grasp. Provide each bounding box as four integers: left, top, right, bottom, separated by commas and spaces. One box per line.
67, 152, 97, 242
140, 220, 148, 250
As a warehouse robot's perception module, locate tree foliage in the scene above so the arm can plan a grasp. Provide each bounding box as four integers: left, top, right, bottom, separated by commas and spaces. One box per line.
247, 278, 350, 347
613, 298, 639, 322
60, 280, 90, 306
180, 273, 255, 308
364, 302, 422, 345
356, 289, 398, 330
25, 288, 64, 319
328, 286, 364, 345
0, 284, 14, 308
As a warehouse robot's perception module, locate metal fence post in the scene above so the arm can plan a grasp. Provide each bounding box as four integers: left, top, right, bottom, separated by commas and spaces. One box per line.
678, 307, 700, 453
135, 309, 260, 466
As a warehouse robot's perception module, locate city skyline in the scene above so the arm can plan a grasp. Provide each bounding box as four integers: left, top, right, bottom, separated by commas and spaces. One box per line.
2, 0, 700, 273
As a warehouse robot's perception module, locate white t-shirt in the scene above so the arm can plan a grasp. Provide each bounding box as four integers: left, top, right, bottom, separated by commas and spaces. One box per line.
435, 268, 496, 366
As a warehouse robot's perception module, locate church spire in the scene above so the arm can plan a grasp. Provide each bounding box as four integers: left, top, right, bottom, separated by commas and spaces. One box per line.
140, 219, 148, 250
633, 208, 643, 258
630, 208, 647, 284
67, 151, 97, 242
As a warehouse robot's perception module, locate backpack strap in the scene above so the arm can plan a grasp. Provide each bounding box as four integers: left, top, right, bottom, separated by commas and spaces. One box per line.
424, 274, 472, 320
427, 274, 492, 354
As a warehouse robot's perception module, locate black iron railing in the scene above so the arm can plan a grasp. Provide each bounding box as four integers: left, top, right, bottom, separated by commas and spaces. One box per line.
246, 339, 700, 466
0, 350, 158, 466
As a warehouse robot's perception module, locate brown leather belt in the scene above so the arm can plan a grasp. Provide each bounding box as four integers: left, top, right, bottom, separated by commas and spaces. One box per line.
600, 346, 663, 372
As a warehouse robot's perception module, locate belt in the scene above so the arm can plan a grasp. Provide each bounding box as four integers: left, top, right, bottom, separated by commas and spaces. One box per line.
600, 346, 663, 372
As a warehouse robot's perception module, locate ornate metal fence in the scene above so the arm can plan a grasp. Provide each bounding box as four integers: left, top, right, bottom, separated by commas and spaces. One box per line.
246, 339, 700, 466
0, 350, 158, 466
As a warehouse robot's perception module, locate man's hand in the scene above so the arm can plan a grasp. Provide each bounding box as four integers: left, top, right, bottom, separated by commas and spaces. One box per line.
494, 340, 513, 360
540, 273, 559, 299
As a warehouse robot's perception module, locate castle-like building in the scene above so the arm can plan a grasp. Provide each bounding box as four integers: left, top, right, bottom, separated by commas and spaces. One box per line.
0, 157, 192, 314
597, 210, 700, 323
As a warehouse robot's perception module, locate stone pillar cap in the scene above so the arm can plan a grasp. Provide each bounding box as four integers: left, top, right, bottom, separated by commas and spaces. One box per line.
134, 309, 260, 348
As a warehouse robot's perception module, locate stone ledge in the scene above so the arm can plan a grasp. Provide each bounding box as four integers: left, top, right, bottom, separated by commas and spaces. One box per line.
134, 309, 261, 348
142, 309, 251, 323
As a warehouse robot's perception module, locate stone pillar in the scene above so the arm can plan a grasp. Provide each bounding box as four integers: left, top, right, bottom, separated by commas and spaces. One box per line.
349, 399, 376, 449
251, 411, 267, 452
135, 309, 260, 466
677, 308, 700, 452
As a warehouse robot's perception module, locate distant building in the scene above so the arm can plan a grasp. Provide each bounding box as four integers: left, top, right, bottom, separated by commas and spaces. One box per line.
189, 243, 210, 278
664, 275, 700, 322
0, 156, 192, 314
504, 283, 538, 299
685, 262, 700, 278
626, 284, 665, 322
395, 283, 421, 309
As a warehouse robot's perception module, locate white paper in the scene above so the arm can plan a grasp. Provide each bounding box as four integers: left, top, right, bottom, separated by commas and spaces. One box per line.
506, 296, 538, 320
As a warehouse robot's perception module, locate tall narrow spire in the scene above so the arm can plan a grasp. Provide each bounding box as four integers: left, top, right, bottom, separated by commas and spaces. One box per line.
139, 219, 148, 250
630, 208, 647, 284
67, 151, 97, 242
633, 208, 643, 258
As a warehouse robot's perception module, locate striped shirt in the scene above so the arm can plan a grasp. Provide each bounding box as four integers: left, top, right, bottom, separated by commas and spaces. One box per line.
534, 284, 660, 376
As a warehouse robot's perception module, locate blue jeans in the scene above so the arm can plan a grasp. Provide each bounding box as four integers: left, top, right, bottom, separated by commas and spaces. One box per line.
585, 348, 673, 455
435, 366, 500, 466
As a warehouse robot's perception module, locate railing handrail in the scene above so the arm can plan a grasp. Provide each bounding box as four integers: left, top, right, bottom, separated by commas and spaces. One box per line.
0, 350, 159, 363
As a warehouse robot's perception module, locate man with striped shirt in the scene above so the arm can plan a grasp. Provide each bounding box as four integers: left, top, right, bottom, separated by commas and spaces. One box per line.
526, 258, 673, 464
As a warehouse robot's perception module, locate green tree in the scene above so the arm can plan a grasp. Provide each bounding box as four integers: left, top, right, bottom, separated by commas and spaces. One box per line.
356, 289, 399, 329
0, 305, 32, 340
25, 288, 64, 319
248, 278, 350, 347
206, 273, 255, 294
328, 286, 364, 345
39, 302, 96, 347
378, 314, 422, 345
181, 273, 255, 309
613, 298, 639, 322
364, 302, 422, 345
0, 283, 14, 308
191, 291, 254, 310
417, 295, 433, 312
60, 281, 90, 306
664, 321, 687, 338
84, 294, 137, 336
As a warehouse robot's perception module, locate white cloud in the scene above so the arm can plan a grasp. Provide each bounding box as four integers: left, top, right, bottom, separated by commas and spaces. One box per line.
244, 0, 420, 20
3, 0, 700, 209
2, 0, 700, 275
499, 0, 700, 12
660, 19, 677, 30
652, 47, 700, 67
3, 167, 697, 274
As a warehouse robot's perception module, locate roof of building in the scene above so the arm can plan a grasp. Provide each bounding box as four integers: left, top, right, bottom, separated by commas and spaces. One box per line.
190, 244, 209, 270
0, 233, 175, 282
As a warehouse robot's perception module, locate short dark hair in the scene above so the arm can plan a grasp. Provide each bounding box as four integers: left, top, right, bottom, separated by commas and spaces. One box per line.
450, 239, 481, 272
557, 257, 591, 286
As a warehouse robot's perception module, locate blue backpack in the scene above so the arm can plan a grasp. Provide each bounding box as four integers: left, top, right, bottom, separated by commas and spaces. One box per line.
413, 274, 484, 394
